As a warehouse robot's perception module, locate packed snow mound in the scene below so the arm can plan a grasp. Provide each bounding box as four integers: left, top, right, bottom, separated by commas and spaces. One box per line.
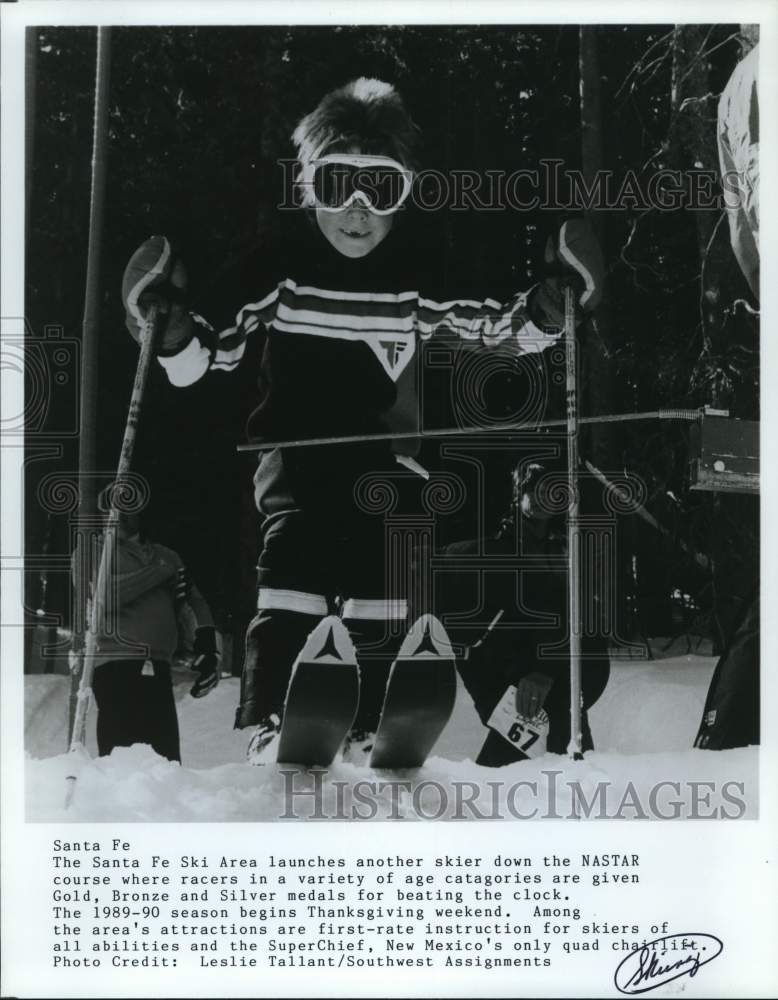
588, 651, 716, 753
27, 741, 757, 822
25, 651, 753, 822
24, 652, 717, 764
24, 674, 94, 759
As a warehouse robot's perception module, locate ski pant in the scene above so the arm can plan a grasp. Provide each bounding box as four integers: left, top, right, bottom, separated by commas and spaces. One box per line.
694, 590, 759, 749
435, 536, 610, 763
461, 636, 610, 765
236, 447, 414, 732
91, 659, 181, 762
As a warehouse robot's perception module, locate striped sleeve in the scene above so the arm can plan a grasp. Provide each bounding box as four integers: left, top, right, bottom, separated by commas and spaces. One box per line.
417, 286, 562, 354
157, 286, 281, 386
174, 564, 190, 605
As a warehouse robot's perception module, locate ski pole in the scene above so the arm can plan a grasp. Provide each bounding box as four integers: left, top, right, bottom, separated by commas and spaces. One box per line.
565, 287, 584, 761
582, 458, 710, 571
64, 303, 160, 809
236, 408, 703, 452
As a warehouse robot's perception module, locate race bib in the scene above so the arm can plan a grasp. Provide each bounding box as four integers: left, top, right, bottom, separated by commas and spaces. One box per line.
487, 685, 549, 758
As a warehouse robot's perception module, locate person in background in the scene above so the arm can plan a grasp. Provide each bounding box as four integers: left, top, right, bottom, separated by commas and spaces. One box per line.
695, 42, 760, 750
71, 494, 220, 762
437, 459, 611, 766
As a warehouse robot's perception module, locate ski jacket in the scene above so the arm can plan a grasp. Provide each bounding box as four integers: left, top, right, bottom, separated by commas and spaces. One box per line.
72, 538, 210, 666
157, 220, 559, 456
717, 43, 759, 298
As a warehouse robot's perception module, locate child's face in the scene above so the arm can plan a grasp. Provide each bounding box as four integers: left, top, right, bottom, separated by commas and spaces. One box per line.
314, 145, 394, 259
316, 203, 393, 259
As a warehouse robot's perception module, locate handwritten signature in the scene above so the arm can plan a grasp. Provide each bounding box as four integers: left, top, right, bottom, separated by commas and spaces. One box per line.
614, 933, 723, 994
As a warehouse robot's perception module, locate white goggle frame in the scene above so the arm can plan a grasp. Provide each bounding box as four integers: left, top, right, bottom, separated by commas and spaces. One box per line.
301, 154, 413, 216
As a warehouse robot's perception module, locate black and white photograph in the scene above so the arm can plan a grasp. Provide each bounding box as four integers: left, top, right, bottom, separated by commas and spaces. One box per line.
2, 1, 777, 997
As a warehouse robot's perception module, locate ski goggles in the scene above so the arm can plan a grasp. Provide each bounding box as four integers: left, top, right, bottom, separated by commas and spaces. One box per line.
302, 154, 413, 215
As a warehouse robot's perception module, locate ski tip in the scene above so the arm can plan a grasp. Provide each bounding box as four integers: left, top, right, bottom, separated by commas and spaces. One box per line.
298, 615, 358, 666
398, 614, 455, 661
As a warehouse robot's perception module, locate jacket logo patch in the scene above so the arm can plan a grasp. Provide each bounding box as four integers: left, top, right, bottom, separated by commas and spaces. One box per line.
380, 339, 407, 368
367, 334, 414, 381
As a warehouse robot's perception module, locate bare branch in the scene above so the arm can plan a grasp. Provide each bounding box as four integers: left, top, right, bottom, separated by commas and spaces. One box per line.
730, 299, 760, 318
698, 210, 728, 355
617, 209, 662, 291
615, 28, 674, 98
678, 92, 718, 112
676, 32, 742, 89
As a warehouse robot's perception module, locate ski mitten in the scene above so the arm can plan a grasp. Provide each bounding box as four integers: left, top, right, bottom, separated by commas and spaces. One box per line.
529, 218, 605, 329
190, 626, 221, 698
122, 235, 192, 353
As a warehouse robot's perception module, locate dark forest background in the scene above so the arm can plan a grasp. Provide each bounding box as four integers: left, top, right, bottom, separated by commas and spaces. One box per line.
23, 24, 759, 672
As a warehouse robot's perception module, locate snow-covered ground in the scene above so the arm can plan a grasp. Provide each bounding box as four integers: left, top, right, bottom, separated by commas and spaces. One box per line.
24, 649, 758, 821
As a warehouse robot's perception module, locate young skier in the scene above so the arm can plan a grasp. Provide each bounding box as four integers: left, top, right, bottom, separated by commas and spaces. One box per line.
122, 78, 603, 764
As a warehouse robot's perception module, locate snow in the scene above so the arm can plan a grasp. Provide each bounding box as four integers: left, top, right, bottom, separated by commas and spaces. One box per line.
24, 651, 759, 822
587, 647, 719, 753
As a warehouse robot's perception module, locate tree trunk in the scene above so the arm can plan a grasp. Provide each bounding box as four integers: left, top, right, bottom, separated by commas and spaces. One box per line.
669, 23, 731, 397
579, 27, 634, 644
578, 26, 613, 471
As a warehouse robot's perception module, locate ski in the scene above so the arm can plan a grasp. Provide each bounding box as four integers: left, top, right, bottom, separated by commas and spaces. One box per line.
369, 614, 457, 769
277, 616, 360, 766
